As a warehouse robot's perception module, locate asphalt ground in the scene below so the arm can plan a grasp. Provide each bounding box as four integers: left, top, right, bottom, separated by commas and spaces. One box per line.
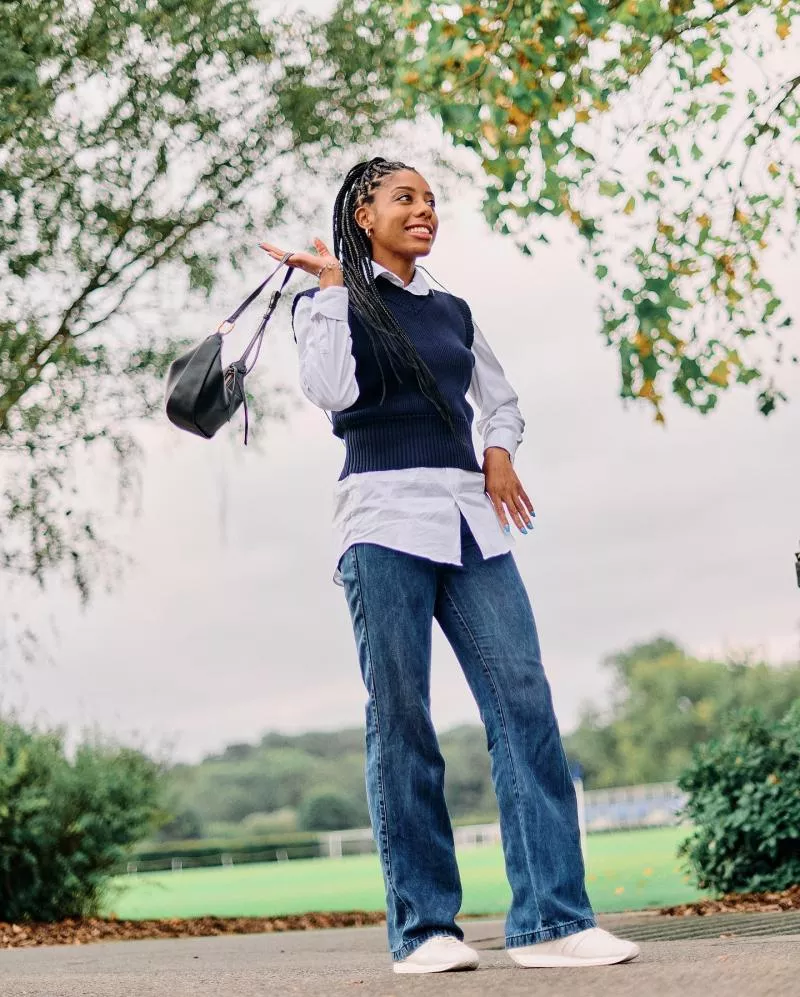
1, 915, 798, 997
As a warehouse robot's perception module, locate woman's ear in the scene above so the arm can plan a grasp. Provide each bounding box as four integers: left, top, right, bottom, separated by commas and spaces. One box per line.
354, 204, 372, 234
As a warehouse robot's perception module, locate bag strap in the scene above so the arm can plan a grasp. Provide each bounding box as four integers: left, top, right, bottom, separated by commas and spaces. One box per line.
221, 252, 295, 446
237, 262, 295, 372
415, 263, 450, 294
216, 252, 295, 336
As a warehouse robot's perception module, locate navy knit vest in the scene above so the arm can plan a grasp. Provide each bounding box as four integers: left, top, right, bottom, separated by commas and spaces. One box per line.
291, 280, 482, 481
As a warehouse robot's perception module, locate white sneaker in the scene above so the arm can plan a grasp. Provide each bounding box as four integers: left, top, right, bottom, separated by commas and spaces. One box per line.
393, 935, 480, 974
508, 927, 640, 968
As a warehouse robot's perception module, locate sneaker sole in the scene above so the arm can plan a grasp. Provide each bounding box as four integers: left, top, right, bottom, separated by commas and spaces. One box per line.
393, 957, 480, 975
508, 947, 640, 969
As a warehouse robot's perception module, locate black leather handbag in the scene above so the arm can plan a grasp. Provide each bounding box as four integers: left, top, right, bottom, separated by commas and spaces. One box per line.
165, 253, 294, 444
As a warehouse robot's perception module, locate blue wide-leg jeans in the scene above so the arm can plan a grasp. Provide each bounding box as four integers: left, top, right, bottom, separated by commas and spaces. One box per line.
337, 513, 596, 961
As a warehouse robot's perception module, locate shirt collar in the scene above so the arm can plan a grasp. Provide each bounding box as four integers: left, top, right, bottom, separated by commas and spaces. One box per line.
371, 259, 431, 296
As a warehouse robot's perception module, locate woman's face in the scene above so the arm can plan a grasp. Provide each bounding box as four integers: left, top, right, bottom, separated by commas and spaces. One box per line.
355, 169, 438, 259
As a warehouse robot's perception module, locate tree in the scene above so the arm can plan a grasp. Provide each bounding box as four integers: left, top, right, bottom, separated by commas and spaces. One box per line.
563, 637, 800, 786
389, 0, 799, 420
0, 0, 403, 600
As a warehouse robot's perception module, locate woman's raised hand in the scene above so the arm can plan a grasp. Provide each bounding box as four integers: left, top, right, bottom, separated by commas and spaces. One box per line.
259, 238, 338, 277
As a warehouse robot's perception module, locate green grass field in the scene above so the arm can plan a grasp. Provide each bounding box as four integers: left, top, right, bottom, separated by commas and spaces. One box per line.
105, 826, 708, 920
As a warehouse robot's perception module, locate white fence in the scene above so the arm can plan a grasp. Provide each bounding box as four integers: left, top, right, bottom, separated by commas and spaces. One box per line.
126, 781, 687, 873
320, 780, 686, 862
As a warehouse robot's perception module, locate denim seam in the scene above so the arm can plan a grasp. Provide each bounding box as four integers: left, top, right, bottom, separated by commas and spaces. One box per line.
351, 545, 412, 935
440, 579, 543, 927
505, 916, 597, 947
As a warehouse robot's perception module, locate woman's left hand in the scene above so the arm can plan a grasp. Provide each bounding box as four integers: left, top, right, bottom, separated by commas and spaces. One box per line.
483, 447, 535, 533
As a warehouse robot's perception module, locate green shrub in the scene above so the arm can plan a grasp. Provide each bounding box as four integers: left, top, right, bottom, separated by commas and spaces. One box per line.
240, 808, 298, 835
0, 719, 162, 921
152, 805, 205, 841
677, 702, 800, 895
298, 790, 365, 831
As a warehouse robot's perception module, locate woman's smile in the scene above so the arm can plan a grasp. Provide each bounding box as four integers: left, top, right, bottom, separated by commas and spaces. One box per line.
405, 224, 434, 241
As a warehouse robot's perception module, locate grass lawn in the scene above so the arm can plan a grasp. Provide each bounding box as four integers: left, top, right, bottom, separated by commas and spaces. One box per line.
106, 826, 707, 921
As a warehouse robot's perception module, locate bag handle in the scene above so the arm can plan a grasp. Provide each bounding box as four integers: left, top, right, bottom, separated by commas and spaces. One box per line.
216, 252, 295, 336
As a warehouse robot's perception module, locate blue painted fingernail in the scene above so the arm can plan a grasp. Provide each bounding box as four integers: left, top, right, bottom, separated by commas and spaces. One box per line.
526, 521, 533, 529
521, 527, 527, 534
504, 525, 511, 534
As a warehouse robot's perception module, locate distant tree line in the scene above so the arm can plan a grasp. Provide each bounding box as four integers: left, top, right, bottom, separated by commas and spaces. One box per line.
156, 638, 800, 841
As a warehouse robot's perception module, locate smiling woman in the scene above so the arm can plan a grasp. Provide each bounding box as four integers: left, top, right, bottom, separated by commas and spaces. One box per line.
264, 160, 457, 432
257, 155, 639, 975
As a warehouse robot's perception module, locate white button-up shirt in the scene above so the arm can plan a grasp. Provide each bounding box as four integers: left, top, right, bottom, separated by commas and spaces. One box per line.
292, 260, 525, 585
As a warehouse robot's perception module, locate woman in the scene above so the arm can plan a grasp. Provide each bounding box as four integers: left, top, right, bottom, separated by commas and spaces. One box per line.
260, 157, 639, 974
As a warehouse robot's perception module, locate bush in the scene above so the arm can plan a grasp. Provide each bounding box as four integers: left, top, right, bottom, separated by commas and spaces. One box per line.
298, 790, 365, 831
152, 805, 205, 842
240, 808, 298, 835
0, 719, 162, 922
677, 702, 800, 895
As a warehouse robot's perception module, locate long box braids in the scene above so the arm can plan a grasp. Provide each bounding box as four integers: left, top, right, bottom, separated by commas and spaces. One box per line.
331, 157, 459, 439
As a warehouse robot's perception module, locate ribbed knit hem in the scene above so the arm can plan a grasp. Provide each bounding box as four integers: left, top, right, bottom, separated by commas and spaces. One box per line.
338, 414, 482, 479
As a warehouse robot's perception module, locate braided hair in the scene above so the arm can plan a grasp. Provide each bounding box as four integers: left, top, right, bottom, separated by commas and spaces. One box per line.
332, 156, 459, 438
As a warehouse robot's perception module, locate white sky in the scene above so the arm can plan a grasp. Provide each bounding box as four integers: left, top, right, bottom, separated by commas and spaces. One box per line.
2, 4, 799, 764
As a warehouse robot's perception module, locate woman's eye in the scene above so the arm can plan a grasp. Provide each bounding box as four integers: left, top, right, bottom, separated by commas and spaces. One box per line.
398, 194, 436, 207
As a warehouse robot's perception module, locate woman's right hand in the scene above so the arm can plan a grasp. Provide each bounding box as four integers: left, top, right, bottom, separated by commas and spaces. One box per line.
259, 237, 340, 279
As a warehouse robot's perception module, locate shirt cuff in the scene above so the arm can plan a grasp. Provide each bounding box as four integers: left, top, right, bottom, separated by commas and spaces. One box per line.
310, 285, 349, 322
483, 429, 521, 464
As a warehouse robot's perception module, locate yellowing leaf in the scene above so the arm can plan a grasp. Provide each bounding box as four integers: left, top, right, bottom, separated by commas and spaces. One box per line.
718, 253, 735, 277
481, 122, 500, 145
768, 162, 780, 177
623, 196, 636, 215
710, 66, 730, 84
402, 71, 420, 85
777, 22, 790, 40
507, 105, 533, 128
575, 108, 591, 123
568, 208, 582, 226
465, 43, 486, 60
697, 213, 711, 228
708, 361, 730, 387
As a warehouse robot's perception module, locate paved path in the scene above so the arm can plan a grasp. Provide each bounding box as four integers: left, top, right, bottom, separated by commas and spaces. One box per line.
2, 917, 798, 997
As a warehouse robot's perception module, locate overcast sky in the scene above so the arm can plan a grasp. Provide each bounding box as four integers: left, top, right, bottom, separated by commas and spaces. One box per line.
3, 10, 799, 764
